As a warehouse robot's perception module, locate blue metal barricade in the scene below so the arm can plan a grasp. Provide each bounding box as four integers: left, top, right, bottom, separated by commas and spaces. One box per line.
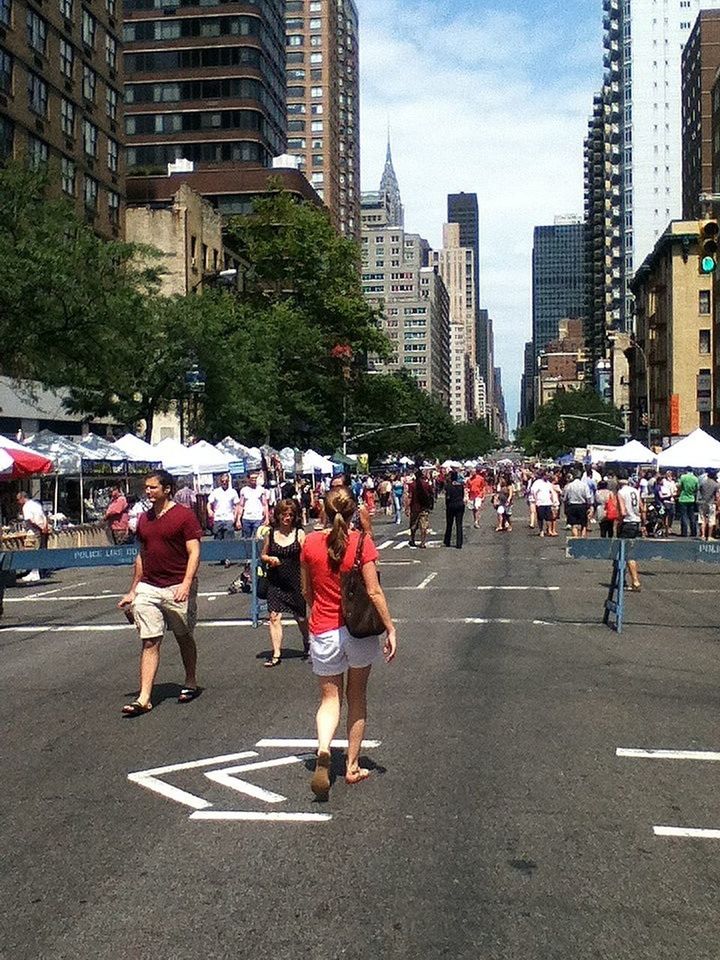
0, 538, 263, 627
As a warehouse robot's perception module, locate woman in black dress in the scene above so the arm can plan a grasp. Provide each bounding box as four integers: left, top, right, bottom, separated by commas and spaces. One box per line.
261, 499, 309, 667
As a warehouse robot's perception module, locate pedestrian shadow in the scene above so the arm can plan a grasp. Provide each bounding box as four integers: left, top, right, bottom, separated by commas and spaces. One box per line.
123, 681, 196, 707
254, 647, 308, 661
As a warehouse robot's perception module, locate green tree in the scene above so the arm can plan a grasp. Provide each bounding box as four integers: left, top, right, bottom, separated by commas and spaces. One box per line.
518, 389, 624, 458
450, 421, 499, 460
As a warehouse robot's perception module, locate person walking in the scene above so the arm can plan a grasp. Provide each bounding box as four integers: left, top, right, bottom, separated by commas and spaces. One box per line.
16, 491, 49, 583
530, 471, 555, 537
443, 469, 466, 548
118, 470, 203, 716
494, 475, 513, 532
466, 469, 487, 528
677, 467, 699, 538
391, 474, 405, 525
104, 486, 129, 544
595, 480, 618, 538
300, 488, 396, 797
658, 471, 677, 535
562, 470, 593, 538
406, 468, 433, 548
261, 499, 309, 667
238, 472, 269, 538
207, 473, 240, 567
617, 472, 644, 592
698, 469, 720, 541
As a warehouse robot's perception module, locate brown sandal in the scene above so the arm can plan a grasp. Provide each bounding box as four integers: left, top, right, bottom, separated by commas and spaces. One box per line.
310, 750, 331, 797
122, 699, 152, 716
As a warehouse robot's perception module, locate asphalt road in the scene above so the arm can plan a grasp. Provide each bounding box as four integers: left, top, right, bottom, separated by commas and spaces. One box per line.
3, 504, 720, 959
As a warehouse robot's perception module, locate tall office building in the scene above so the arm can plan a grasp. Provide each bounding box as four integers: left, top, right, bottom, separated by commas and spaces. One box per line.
430, 223, 476, 422
447, 192, 479, 309
532, 218, 586, 360
602, 0, 720, 330
360, 193, 450, 408
681, 10, 720, 219
379, 136, 403, 228
122, 0, 286, 173
0, 0, 124, 237
284, 0, 359, 238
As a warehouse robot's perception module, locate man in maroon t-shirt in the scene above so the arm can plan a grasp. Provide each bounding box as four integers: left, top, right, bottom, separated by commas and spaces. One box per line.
118, 470, 203, 716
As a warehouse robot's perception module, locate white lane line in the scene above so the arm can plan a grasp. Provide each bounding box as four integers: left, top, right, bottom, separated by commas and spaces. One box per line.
378, 540, 395, 551
476, 586, 560, 592
190, 811, 332, 823
654, 826, 720, 840
128, 751, 258, 810
256, 738, 382, 749
2, 590, 237, 603
617, 748, 720, 762
418, 572, 438, 590
379, 560, 421, 566
393, 541, 408, 551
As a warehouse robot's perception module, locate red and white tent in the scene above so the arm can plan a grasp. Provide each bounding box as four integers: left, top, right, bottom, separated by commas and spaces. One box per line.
0, 435, 53, 478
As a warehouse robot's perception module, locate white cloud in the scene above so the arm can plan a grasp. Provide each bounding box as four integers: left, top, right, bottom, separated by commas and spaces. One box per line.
357, 0, 601, 428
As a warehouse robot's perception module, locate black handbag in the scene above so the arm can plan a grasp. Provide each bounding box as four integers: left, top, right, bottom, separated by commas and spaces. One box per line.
340, 533, 385, 639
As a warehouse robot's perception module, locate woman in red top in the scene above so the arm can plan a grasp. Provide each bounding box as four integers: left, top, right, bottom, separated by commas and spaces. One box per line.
301, 487, 397, 797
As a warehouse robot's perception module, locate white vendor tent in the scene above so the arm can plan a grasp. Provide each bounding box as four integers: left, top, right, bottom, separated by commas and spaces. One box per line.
215, 438, 262, 470
606, 440, 656, 465
78, 434, 127, 462
302, 449, 334, 474
25, 429, 96, 475
279, 447, 297, 472
587, 444, 622, 465
154, 438, 195, 476
114, 433, 161, 462
187, 440, 232, 475
657, 429, 720, 470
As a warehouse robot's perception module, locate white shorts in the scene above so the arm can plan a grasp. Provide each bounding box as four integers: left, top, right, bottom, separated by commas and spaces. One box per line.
310, 625, 382, 677
471, 497, 484, 510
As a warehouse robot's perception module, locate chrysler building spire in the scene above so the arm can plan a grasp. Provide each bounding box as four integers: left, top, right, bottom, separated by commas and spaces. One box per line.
379, 135, 404, 228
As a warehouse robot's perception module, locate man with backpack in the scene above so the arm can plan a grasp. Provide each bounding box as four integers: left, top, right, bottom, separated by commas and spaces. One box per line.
406, 468, 434, 549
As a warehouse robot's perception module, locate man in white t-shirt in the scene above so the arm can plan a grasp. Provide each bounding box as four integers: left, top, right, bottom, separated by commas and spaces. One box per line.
207, 474, 240, 541
617, 473, 645, 591
239, 473, 269, 538
16, 491, 49, 583
530, 471, 555, 537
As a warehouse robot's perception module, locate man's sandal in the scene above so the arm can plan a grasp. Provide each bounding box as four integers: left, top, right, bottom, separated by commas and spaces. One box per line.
122, 700, 152, 716
178, 687, 200, 702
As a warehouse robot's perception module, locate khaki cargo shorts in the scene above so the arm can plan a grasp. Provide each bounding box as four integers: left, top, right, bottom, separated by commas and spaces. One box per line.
132, 580, 198, 641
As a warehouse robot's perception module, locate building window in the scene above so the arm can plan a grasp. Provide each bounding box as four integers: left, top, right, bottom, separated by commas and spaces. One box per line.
61, 156, 75, 195
105, 0, 115, 16
59, 38, 74, 78
311, 120, 323, 132
82, 118, 98, 157
107, 136, 118, 171
0, 0, 10, 28
59, 0, 72, 18
27, 72, 47, 116
83, 64, 97, 101
287, 34, 304, 46
27, 135, 48, 169
105, 33, 117, 70
310, 53, 323, 63
0, 46, 12, 95
0, 114, 13, 159
82, 8, 96, 48
84, 175, 98, 210
108, 189, 119, 224
699, 329, 711, 354
60, 97, 75, 136
26, 9, 47, 54
106, 85, 117, 120
699, 290, 711, 315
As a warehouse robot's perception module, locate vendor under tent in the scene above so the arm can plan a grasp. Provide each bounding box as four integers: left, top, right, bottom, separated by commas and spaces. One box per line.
657, 429, 720, 470
0, 436, 53, 477
606, 439, 656, 466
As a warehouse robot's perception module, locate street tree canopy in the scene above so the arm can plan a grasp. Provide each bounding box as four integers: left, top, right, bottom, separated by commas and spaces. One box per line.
517, 389, 624, 458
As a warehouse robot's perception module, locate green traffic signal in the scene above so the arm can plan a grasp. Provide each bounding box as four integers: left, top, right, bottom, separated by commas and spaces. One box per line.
701, 255, 716, 274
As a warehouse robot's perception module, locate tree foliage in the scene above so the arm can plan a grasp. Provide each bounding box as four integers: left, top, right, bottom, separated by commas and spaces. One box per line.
517, 389, 624, 458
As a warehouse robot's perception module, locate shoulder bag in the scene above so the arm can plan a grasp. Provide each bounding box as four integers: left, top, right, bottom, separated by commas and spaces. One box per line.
340, 532, 386, 639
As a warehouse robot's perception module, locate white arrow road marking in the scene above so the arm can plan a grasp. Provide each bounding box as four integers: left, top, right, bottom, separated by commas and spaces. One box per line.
190, 811, 332, 823
205, 754, 313, 804
418, 572, 437, 590
393, 541, 408, 550
128, 751, 258, 810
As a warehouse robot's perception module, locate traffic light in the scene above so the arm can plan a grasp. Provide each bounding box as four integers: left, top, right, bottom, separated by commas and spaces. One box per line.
698, 220, 719, 274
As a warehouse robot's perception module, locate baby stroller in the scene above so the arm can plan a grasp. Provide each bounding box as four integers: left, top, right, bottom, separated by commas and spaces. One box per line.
644, 500, 665, 537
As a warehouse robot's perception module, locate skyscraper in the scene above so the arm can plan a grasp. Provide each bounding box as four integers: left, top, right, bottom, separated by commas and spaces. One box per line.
284, 0, 360, 238
0, 0, 124, 237
122, 0, 287, 173
602, 0, 720, 329
379, 136, 403, 227
532, 218, 586, 360
681, 10, 720, 219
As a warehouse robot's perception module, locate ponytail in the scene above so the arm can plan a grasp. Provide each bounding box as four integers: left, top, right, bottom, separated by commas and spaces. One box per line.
327, 511, 349, 571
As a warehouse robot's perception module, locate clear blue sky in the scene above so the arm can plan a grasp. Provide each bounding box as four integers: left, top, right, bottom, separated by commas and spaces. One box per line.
358, 0, 602, 431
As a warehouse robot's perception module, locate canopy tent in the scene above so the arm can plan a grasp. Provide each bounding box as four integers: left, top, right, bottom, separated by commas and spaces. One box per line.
154, 438, 195, 476
302, 449, 334, 475
279, 447, 297, 472
331, 449, 357, 467
114, 433, 161, 462
187, 440, 232, 475
606, 439, 656, 465
78, 434, 127, 461
0, 435, 53, 477
215, 438, 262, 470
24, 429, 96, 475
657, 429, 720, 470
441, 460, 462, 469
587, 444, 622, 465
